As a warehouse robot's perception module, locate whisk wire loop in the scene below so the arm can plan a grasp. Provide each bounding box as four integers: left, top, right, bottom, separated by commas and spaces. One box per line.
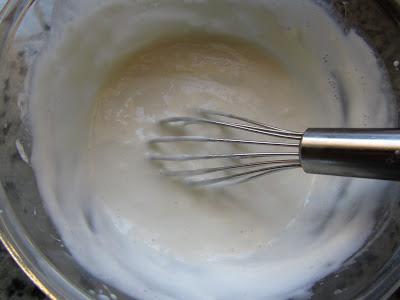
148, 110, 303, 186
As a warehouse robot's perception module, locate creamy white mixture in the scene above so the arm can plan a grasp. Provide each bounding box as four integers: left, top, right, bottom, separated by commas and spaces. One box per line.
29, 0, 396, 299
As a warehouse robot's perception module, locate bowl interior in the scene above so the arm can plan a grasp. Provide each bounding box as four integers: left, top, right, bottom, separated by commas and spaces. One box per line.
1, 0, 400, 299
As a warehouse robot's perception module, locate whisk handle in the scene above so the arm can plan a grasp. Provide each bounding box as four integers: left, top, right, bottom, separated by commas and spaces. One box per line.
300, 128, 400, 180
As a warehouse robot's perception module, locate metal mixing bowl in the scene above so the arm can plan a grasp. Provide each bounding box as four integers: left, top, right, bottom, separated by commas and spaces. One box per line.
2, 0, 400, 299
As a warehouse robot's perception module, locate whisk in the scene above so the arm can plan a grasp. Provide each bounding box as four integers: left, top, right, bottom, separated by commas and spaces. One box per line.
148, 110, 400, 186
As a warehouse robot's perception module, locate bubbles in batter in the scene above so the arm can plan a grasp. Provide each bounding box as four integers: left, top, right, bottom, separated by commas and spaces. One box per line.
90, 34, 319, 260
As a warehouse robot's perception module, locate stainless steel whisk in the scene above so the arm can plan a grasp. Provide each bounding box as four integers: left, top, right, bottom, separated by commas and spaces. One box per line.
148, 110, 400, 186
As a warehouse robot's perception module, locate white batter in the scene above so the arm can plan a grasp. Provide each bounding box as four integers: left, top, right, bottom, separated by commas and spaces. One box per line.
29, 0, 396, 299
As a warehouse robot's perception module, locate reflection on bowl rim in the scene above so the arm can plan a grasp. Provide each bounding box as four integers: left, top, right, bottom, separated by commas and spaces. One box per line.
0, 1, 89, 299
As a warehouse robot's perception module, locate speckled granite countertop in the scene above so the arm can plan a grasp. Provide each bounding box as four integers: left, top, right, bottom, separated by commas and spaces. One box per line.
0, 243, 45, 299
